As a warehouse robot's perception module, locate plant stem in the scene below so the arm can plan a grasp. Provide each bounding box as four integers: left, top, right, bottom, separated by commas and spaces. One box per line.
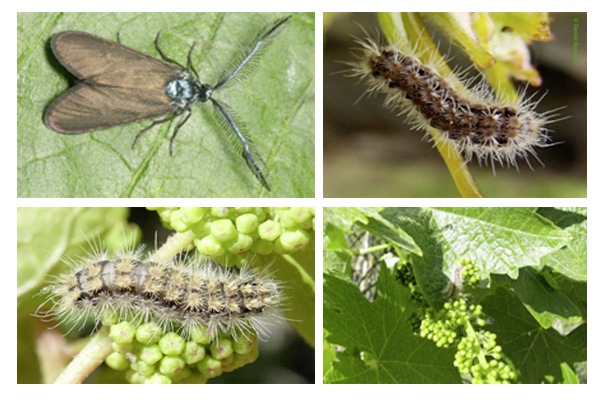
148, 230, 196, 263
356, 243, 390, 255
53, 326, 113, 384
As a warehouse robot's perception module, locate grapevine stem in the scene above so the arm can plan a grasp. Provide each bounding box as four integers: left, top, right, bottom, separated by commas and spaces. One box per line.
463, 318, 498, 384
355, 243, 390, 255
148, 230, 196, 263
53, 326, 113, 384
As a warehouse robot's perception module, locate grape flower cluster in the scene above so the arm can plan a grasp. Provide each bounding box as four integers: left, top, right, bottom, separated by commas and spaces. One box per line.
419, 260, 517, 384
149, 207, 315, 266
105, 320, 258, 384
460, 258, 481, 287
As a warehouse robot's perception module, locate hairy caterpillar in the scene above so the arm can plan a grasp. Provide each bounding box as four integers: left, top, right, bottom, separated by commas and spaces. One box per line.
36, 244, 283, 341
351, 37, 559, 169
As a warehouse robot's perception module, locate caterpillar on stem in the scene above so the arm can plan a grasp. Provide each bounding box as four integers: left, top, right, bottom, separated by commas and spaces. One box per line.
350, 35, 562, 171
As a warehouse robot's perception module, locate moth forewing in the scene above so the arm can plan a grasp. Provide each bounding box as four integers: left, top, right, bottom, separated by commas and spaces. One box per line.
45, 31, 179, 134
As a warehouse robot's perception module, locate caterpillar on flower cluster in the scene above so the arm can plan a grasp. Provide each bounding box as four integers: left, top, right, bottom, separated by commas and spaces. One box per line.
351, 36, 559, 169
37, 244, 283, 342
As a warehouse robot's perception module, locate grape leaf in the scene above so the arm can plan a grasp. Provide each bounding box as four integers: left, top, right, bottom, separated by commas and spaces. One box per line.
355, 213, 421, 256
323, 268, 460, 384
379, 207, 572, 308
537, 207, 587, 281
323, 207, 371, 232
481, 285, 587, 384
323, 233, 352, 275
506, 267, 582, 328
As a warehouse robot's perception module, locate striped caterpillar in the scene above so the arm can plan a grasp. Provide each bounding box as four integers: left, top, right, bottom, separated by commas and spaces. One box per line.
36, 245, 283, 341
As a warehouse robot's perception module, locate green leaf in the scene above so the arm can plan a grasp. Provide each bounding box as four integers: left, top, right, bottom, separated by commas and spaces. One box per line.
323, 232, 352, 275
355, 212, 422, 256
380, 207, 572, 308
323, 207, 371, 232
17, 12, 315, 197
323, 330, 336, 377
481, 285, 586, 384
537, 207, 587, 281
274, 251, 315, 348
324, 223, 351, 251
559, 362, 579, 384
324, 206, 421, 256
323, 269, 460, 384
499, 267, 583, 329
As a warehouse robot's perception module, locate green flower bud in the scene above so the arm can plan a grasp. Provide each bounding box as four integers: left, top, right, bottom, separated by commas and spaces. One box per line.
210, 219, 237, 241
252, 239, 274, 255
227, 233, 253, 254
135, 322, 163, 345
139, 344, 164, 365
211, 207, 231, 218
133, 360, 156, 376
180, 207, 205, 225
233, 335, 257, 355
109, 321, 136, 345
278, 210, 298, 229
171, 366, 191, 383
159, 356, 186, 377
189, 326, 211, 345
279, 229, 310, 252
126, 370, 145, 384
258, 220, 282, 241
112, 341, 134, 354
238, 345, 259, 366
159, 332, 185, 356
169, 210, 188, 232
209, 338, 234, 360
195, 236, 225, 257
236, 213, 259, 234
191, 220, 212, 238
105, 352, 130, 371
182, 341, 206, 364
100, 309, 119, 326
289, 207, 312, 224
145, 373, 172, 384
220, 353, 237, 372
197, 356, 223, 378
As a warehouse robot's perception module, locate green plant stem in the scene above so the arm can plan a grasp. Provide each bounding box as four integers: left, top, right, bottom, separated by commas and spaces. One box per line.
53, 326, 113, 384
463, 318, 498, 384
355, 243, 390, 256
148, 230, 196, 263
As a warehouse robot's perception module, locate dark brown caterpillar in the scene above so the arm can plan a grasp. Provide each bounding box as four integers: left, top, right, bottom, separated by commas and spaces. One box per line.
352, 38, 554, 169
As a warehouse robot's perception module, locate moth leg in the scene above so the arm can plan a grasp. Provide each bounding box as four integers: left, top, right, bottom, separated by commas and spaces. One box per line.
169, 110, 192, 156
132, 112, 182, 150
155, 31, 187, 70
